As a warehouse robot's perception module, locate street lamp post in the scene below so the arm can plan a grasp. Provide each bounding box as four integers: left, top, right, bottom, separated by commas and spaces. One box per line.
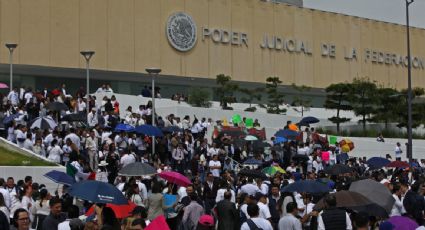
146, 68, 161, 157
5, 43, 18, 91
406, 0, 414, 161
80, 51, 95, 115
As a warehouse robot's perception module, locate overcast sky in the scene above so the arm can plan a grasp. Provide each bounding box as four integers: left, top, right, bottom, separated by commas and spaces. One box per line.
303, 0, 425, 29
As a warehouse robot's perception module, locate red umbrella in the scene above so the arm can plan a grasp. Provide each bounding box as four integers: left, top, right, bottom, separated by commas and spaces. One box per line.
386, 161, 410, 168
0, 83, 9, 89
158, 171, 191, 187
51, 89, 61, 96
145, 215, 170, 230
85, 201, 136, 219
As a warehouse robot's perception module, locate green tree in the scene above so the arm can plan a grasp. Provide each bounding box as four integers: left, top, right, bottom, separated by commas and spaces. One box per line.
323, 83, 353, 133
291, 83, 311, 117
188, 88, 212, 108
262, 77, 286, 114
239, 87, 263, 112
216, 74, 239, 109
348, 78, 378, 132
395, 87, 425, 129
369, 87, 403, 129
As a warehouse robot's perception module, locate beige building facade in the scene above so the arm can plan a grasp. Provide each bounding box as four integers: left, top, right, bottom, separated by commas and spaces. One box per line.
0, 0, 424, 90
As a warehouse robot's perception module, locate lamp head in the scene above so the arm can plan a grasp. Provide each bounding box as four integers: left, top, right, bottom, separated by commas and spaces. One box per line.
80, 51, 95, 61
145, 68, 162, 74
5, 43, 17, 52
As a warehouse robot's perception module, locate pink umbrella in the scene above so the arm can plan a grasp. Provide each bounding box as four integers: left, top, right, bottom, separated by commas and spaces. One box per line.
159, 171, 191, 187
145, 215, 170, 230
0, 83, 8, 89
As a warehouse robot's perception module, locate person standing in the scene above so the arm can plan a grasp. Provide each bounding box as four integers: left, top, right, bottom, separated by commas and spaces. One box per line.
216, 191, 239, 230
395, 142, 403, 161
240, 204, 273, 230
182, 193, 204, 229
278, 202, 302, 230
202, 172, 218, 215
208, 154, 221, 178
41, 197, 66, 230
85, 130, 98, 171
317, 194, 352, 230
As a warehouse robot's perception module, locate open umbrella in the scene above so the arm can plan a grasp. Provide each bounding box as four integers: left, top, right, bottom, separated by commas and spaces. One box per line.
386, 161, 410, 168
158, 171, 191, 187
288, 123, 299, 131
85, 201, 137, 219
387, 216, 419, 230
298, 116, 320, 126
114, 123, 135, 133
118, 162, 157, 176
135, 125, 163, 137
274, 129, 299, 140
2, 113, 22, 125
243, 158, 263, 165
62, 113, 87, 122
314, 190, 374, 210
349, 179, 395, 214
44, 170, 75, 186
324, 164, 354, 175
0, 82, 9, 89
47, 102, 69, 111
281, 180, 330, 194
262, 166, 285, 176
273, 137, 288, 145
69, 180, 128, 205
244, 135, 258, 141
145, 215, 170, 230
239, 169, 268, 179
367, 157, 391, 170
29, 117, 57, 130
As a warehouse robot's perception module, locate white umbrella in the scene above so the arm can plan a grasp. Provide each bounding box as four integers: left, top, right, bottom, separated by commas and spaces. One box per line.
30, 117, 57, 130
244, 135, 258, 141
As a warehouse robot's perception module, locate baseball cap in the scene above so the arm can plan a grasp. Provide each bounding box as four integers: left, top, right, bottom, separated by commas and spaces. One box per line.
198, 214, 214, 226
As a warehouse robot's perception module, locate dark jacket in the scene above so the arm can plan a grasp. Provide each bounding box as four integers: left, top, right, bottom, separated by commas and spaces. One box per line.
41, 212, 66, 230
404, 190, 425, 225
216, 199, 239, 230
202, 181, 218, 200
321, 208, 347, 230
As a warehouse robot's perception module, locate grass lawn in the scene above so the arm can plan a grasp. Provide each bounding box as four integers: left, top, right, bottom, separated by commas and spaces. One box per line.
0, 146, 56, 166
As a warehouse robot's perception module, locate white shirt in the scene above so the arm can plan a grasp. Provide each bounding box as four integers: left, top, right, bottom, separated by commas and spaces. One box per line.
241, 217, 273, 230
209, 160, 221, 177
258, 202, 272, 219
240, 183, 260, 196
87, 112, 98, 127
390, 194, 405, 216
279, 214, 302, 230
120, 154, 136, 167
215, 189, 236, 203
77, 101, 86, 112
137, 181, 148, 201
65, 133, 81, 149
47, 145, 63, 163
58, 219, 71, 230
395, 146, 402, 158
0, 187, 11, 208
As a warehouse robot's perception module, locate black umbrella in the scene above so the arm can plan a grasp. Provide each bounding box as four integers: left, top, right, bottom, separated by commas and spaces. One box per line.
29, 117, 57, 130
281, 180, 330, 194
349, 179, 395, 214
314, 190, 388, 217
62, 113, 87, 122
238, 169, 268, 180
324, 164, 354, 175
118, 162, 157, 176
298, 116, 320, 126
47, 102, 69, 111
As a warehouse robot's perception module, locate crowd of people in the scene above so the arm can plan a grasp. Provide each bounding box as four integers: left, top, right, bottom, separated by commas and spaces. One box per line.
0, 83, 424, 230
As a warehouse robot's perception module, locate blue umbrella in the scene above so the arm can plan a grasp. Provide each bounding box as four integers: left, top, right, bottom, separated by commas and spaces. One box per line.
43, 170, 75, 186
69, 180, 128, 204
274, 129, 299, 140
2, 113, 22, 125
161, 126, 183, 133
114, 123, 135, 133
273, 136, 288, 144
243, 158, 263, 165
367, 157, 391, 170
298, 116, 320, 126
281, 180, 331, 194
135, 125, 164, 137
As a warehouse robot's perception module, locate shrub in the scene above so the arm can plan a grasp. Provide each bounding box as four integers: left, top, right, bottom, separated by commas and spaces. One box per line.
188, 88, 212, 108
